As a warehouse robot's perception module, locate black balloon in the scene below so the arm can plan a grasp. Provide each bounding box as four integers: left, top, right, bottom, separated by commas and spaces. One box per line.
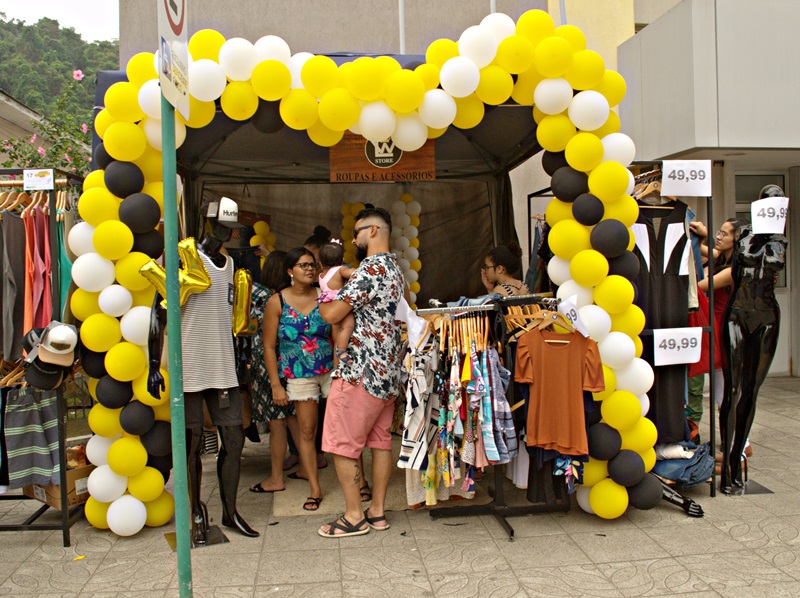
95, 375, 133, 409
132, 229, 164, 259
608, 450, 646, 487
81, 348, 108, 379
550, 167, 588, 203
251, 99, 283, 134
120, 401, 156, 436
93, 143, 113, 170
590, 219, 630, 259
572, 193, 604, 226
586, 401, 603, 426
141, 420, 172, 457
587, 423, 622, 461
104, 161, 145, 199
608, 251, 640, 280
627, 473, 662, 510
119, 193, 161, 234
542, 151, 569, 176
147, 452, 173, 484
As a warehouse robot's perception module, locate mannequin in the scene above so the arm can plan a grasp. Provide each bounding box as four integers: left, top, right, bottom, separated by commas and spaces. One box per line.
720, 186, 788, 493
148, 198, 258, 543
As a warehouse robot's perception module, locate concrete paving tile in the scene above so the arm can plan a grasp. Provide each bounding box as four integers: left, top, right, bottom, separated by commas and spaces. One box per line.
260, 517, 342, 551
674, 549, 794, 589
689, 493, 772, 522
712, 514, 800, 549
184, 553, 258, 588
753, 544, 800, 580
416, 539, 511, 574
183, 586, 255, 598
407, 511, 494, 542
79, 556, 175, 594
0, 529, 54, 561
570, 528, 670, 563
254, 583, 342, 597
0, 559, 20, 587
641, 523, 745, 557
80, 592, 166, 598
340, 544, 426, 580
256, 548, 341, 585
428, 571, 525, 597
480, 512, 565, 539
552, 509, 637, 533
743, 489, 800, 516
516, 564, 622, 598
713, 581, 800, 597
496, 533, 590, 570
0, 558, 99, 594
598, 557, 712, 596
26, 528, 117, 562
342, 575, 434, 597
101, 526, 175, 557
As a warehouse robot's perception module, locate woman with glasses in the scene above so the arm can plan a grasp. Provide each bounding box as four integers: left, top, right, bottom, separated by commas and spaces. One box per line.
480, 241, 530, 296
260, 247, 333, 511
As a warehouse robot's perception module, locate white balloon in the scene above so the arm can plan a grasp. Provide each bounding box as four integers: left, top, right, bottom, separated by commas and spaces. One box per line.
358, 101, 396, 143
625, 169, 635, 195
142, 117, 186, 151
349, 120, 362, 135
404, 225, 419, 239
458, 25, 498, 69
289, 52, 314, 89
406, 200, 422, 216
614, 358, 655, 396
547, 256, 572, 286
578, 305, 612, 342
534, 78, 573, 115
409, 291, 417, 304
394, 236, 410, 251
394, 213, 411, 229
392, 112, 428, 152
418, 89, 457, 129
85, 434, 120, 467
107, 495, 147, 537
556, 280, 593, 308
404, 246, 419, 261
87, 464, 128, 503
439, 56, 480, 98
391, 200, 407, 215
188, 59, 227, 102
138, 79, 162, 120
98, 285, 133, 317
120, 306, 153, 346
218, 37, 258, 81
637, 393, 650, 417
598, 331, 636, 369
576, 485, 594, 514
405, 269, 418, 283
601, 133, 636, 167
480, 13, 517, 43
254, 35, 291, 65
399, 258, 411, 272
72, 253, 115, 292
68, 221, 96, 256
568, 90, 610, 131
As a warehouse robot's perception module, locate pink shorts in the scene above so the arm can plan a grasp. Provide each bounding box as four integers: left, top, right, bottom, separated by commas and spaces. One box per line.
322, 377, 395, 459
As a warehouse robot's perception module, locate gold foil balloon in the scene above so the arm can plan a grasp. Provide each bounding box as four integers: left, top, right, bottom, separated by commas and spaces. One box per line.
138, 238, 212, 307
232, 268, 253, 336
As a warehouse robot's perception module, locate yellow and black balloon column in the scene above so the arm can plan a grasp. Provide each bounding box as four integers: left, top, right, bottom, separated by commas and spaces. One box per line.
390, 193, 422, 308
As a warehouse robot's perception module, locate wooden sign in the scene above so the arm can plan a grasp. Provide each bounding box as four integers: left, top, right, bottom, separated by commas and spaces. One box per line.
329, 132, 436, 183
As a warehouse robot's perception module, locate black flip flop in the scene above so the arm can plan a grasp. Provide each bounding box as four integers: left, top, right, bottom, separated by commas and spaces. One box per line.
249, 482, 285, 494
288, 471, 308, 481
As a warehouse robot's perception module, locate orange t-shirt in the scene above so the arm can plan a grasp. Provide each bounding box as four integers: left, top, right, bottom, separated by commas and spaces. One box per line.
514, 328, 604, 455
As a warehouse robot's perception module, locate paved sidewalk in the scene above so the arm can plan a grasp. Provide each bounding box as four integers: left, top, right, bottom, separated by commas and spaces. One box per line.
1, 378, 799, 597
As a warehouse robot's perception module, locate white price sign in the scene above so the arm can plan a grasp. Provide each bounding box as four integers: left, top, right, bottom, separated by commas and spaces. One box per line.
751, 196, 789, 235
660, 160, 712, 197
157, 0, 190, 121
652, 327, 702, 366
558, 296, 588, 337
23, 168, 54, 191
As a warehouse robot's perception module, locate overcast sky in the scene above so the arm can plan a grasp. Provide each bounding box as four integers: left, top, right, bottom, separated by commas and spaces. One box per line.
0, 0, 119, 42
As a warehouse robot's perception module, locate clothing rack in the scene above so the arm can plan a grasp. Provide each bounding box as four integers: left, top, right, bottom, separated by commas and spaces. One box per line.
416, 296, 570, 541
0, 168, 83, 547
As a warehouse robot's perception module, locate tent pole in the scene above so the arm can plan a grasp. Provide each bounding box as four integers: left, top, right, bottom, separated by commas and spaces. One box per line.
398, 0, 406, 54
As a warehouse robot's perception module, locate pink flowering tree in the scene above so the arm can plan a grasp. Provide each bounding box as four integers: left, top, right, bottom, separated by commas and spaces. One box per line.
1, 72, 92, 176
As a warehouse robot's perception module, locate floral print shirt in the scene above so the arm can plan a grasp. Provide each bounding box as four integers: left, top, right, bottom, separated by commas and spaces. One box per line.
277, 296, 333, 379
335, 252, 404, 400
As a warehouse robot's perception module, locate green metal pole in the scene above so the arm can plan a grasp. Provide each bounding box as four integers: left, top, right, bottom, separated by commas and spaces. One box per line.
161, 96, 193, 597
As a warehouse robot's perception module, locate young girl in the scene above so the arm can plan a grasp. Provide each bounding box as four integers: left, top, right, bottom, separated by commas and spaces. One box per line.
317, 241, 356, 364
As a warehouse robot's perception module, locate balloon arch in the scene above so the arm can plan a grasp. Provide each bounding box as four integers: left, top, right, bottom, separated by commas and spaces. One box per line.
70, 10, 656, 536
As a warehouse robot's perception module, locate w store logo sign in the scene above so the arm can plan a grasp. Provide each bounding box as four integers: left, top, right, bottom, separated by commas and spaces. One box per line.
366, 140, 403, 168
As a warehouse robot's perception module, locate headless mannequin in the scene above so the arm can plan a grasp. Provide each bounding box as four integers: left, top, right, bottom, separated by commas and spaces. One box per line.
148, 219, 258, 543
720, 223, 787, 493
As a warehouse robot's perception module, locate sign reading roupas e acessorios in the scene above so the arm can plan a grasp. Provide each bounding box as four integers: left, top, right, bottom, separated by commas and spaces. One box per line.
329, 132, 435, 183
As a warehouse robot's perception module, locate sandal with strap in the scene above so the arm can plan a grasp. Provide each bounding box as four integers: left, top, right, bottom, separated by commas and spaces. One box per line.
303, 496, 323, 511
360, 484, 372, 502
318, 515, 370, 538
364, 509, 390, 531
336, 348, 354, 365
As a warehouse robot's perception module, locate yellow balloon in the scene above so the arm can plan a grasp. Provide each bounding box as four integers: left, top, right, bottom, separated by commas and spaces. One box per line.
93, 221, 134, 261
301, 55, 341, 98
582, 457, 608, 487
593, 70, 627, 107
620, 417, 658, 454
128, 467, 166, 503
250, 235, 267, 247
384, 69, 426, 113
84, 496, 111, 529
415, 63, 440, 91
544, 198, 574, 227
589, 478, 629, 519
588, 161, 631, 202
570, 249, 609, 288
554, 24, 587, 51
601, 390, 642, 431
133, 147, 163, 183
589, 110, 621, 137
220, 81, 259, 121
350, 202, 366, 216
610, 304, 646, 337
633, 335, 643, 358
83, 169, 106, 191
375, 56, 401, 77
265, 232, 276, 246
410, 281, 421, 294
410, 259, 422, 272
71, 289, 101, 322
516, 9, 555, 47
533, 36, 574, 78
253, 221, 270, 237
279, 89, 319, 130
640, 447, 656, 472
131, 286, 157, 308
94, 109, 116, 139
81, 313, 122, 352
307, 120, 344, 147
495, 35, 534, 74
410, 238, 420, 249
627, 229, 636, 252
536, 114, 576, 152
344, 57, 385, 101
565, 132, 605, 172
565, 50, 605, 91
532, 105, 551, 124
426, 39, 459, 68
141, 181, 164, 212
188, 29, 226, 62
133, 367, 170, 406
427, 126, 448, 139
548, 219, 591, 260
511, 68, 543, 106
88, 403, 123, 437
318, 88, 360, 131
452, 94, 484, 129
145, 490, 175, 527
602, 194, 639, 227
105, 82, 144, 122
115, 252, 152, 292
178, 96, 216, 129
88, 377, 100, 401
475, 66, 514, 106
152, 400, 172, 422
410, 214, 420, 227
594, 275, 634, 314
126, 52, 157, 87
107, 436, 148, 477
105, 342, 147, 382
78, 187, 119, 227
593, 364, 617, 401
251, 60, 292, 101
104, 122, 147, 162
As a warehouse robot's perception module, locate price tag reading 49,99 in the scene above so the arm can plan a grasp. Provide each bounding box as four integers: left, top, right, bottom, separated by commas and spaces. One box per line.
660, 160, 712, 197
751, 196, 789, 235
652, 327, 703, 366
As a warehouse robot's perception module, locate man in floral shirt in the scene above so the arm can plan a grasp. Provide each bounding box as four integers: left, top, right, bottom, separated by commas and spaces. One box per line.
318, 207, 404, 538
